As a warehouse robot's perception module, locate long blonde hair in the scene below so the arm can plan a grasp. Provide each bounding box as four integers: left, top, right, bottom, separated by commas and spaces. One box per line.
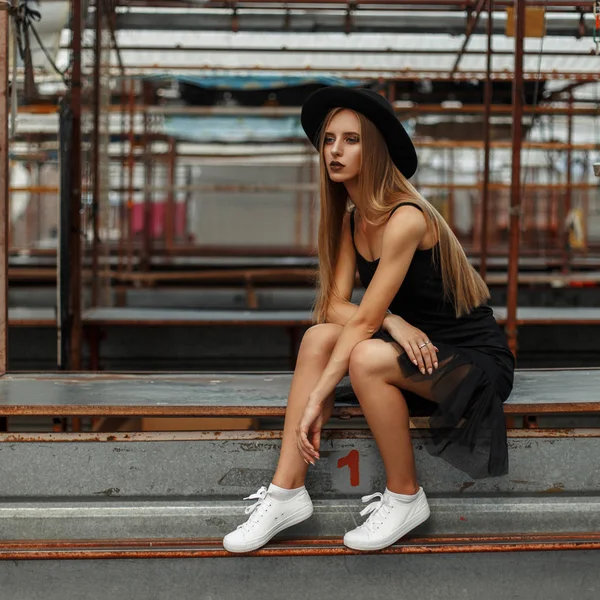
313, 107, 490, 324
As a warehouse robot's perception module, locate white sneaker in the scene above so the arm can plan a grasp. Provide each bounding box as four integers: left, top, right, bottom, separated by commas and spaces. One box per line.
343, 487, 430, 551
223, 485, 314, 553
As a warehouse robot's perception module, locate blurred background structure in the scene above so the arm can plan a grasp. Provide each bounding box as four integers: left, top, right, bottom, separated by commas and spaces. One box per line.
2, 0, 600, 376
2, 3, 600, 589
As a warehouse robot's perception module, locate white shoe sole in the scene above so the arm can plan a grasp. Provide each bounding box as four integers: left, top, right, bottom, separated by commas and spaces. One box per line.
343, 501, 431, 552
223, 502, 314, 553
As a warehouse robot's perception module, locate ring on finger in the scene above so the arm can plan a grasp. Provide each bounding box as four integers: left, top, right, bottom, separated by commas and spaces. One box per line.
418, 340, 431, 349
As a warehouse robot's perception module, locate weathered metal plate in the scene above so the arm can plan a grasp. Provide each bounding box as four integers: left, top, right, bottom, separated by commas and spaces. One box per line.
0, 370, 598, 416
0, 432, 599, 497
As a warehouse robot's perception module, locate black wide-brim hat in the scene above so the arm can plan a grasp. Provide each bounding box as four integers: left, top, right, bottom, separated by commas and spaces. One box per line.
300, 86, 418, 179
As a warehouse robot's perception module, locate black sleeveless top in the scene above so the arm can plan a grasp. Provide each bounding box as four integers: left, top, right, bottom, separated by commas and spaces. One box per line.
350, 202, 512, 355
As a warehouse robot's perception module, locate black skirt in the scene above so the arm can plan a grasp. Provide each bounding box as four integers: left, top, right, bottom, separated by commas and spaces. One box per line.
334, 329, 515, 479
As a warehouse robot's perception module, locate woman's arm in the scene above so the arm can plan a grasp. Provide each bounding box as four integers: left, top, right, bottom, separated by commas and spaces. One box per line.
310, 206, 427, 404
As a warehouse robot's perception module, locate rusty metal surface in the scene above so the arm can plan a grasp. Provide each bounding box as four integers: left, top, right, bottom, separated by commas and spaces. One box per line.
2, 428, 599, 443
2, 532, 600, 561
0, 370, 598, 417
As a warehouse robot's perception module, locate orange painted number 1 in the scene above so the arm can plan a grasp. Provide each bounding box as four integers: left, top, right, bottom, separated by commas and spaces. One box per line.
337, 449, 360, 487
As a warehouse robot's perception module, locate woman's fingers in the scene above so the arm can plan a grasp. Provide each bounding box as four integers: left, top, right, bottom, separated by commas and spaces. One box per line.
411, 339, 438, 375
297, 433, 314, 464
421, 344, 438, 374
409, 341, 426, 374
310, 428, 321, 459
402, 341, 419, 367
296, 425, 314, 463
419, 340, 437, 374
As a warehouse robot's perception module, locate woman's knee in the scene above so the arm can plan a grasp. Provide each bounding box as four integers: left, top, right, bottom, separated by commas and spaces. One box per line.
298, 323, 343, 361
348, 339, 389, 382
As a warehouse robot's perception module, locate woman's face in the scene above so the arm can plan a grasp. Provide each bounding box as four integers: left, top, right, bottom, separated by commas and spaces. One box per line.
323, 109, 362, 184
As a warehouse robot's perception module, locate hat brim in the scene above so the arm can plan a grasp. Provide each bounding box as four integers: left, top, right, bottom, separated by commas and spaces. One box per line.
300, 86, 418, 180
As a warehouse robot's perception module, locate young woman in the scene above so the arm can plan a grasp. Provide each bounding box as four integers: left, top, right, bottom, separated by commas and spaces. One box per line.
223, 86, 515, 553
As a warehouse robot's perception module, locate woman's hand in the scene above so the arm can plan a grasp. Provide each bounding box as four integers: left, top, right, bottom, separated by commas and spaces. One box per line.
296, 398, 324, 465
382, 314, 439, 375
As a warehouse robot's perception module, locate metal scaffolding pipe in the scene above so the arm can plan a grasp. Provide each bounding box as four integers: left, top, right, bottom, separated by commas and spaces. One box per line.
68, 0, 83, 370
198, 0, 597, 5
76, 45, 599, 58
506, 0, 525, 357
131, 104, 600, 117
0, 3, 9, 377
451, 0, 487, 75
111, 65, 600, 79
91, 0, 102, 307
119, 0, 598, 7
563, 92, 574, 273
480, 0, 493, 281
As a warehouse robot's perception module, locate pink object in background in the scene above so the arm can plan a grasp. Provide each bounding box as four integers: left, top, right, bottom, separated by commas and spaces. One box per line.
131, 202, 187, 238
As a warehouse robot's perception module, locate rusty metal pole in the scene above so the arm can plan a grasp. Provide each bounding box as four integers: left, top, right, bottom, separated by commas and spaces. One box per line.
451, 0, 487, 76
68, 0, 83, 370
165, 138, 176, 253
506, 0, 525, 357
126, 78, 135, 272
562, 91, 573, 273
118, 77, 126, 273
480, 0, 493, 280
0, 4, 9, 377
141, 107, 152, 272
91, 0, 102, 306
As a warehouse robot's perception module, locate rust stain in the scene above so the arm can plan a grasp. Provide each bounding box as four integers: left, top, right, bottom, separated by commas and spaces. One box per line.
542, 484, 565, 494
458, 482, 475, 493
3, 532, 600, 560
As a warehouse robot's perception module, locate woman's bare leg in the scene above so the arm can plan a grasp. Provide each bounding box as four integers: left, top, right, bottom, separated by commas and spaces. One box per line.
348, 339, 424, 495
271, 323, 343, 489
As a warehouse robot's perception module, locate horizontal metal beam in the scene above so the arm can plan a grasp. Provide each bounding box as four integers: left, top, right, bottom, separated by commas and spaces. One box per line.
111, 10, 597, 36
76, 45, 599, 58
116, 0, 599, 10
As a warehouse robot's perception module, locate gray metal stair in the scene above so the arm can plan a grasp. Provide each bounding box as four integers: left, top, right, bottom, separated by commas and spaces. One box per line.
1, 496, 599, 541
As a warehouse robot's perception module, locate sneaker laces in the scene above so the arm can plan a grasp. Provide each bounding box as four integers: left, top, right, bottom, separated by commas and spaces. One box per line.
237, 486, 271, 531
358, 492, 393, 534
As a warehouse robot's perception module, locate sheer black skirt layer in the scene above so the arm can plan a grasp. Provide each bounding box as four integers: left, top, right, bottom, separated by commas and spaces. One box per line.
334, 330, 514, 479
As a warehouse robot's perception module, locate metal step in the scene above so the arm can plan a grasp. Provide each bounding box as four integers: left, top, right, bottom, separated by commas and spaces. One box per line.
1, 431, 599, 498
1, 496, 599, 541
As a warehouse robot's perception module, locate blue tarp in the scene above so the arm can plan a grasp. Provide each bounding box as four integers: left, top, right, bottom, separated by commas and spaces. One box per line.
148, 74, 366, 90
163, 115, 307, 143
